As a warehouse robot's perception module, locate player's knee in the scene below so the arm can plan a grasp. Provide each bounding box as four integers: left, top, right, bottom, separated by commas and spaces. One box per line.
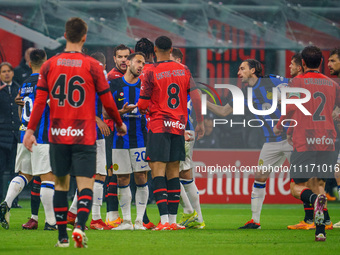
117, 174, 130, 186
134, 172, 147, 185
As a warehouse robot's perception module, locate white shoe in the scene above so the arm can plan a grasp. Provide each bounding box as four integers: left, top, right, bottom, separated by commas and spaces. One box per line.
134, 220, 146, 230
112, 220, 133, 230
55, 238, 69, 248
72, 228, 88, 248
334, 221, 340, 229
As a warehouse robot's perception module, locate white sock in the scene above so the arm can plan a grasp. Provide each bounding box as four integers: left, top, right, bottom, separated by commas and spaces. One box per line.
31, 215, 38, 221
183, 180, 204, 222
108, 211, 120, 222
135, 184, 148, 222
118, 185, 131, 222
5, 175, 28, 208
169, 214, 177, 224
92, 181, 104, 221
40, 181, 56, 225
180, 182, 194, 214
69, 190, 78, 215
161, 214, 169, 224
251, 181, 266, 223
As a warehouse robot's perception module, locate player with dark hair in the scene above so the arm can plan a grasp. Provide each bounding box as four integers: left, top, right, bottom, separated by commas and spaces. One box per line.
134, 38, 156, 229
108, 44, 131, 81
274, 45, 340, 241
105, 44, 131, 229
207, 59, 292, 229
328, 47, 340, 229
170, 48, 205, 229
67, 51, 112, 230
104, 52, 150, 230
20, 17, 126, 248
138, 36, 204, 230
0, 49, 57, 230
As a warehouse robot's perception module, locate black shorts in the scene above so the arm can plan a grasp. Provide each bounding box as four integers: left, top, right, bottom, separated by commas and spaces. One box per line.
145, 131, 185, 162
50, 143, 96, 178
290, 150, 335, 184
105, 130, 114, 169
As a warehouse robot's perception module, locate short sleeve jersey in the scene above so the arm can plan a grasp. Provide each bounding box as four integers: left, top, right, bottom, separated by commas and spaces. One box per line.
37, 52, 111, 145
139, 60, 193, 135
19, 73, 49, 144
111, 77, 147, 149
289, 71, 340, 151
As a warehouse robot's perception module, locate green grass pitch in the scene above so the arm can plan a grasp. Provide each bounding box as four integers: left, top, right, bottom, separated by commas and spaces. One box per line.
0, 201, 339, 255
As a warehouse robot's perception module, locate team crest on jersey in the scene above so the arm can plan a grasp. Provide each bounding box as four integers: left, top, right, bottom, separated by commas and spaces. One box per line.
119, 92, 124, 97
258, 159, 264, 166
113, 164, 119, 171
266, 91, 272, 100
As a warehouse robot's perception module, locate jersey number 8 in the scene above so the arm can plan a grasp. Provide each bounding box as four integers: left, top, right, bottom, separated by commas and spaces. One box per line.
167, 83, 180, 109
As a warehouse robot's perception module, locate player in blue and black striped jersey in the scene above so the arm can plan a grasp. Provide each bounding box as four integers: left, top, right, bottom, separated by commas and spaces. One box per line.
207, 59, 293, 229
103, 52, 149, 230
0, 49, 57, 231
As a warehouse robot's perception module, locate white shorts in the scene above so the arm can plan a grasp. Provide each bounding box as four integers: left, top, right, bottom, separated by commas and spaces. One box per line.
112, 147, 150, 174
96, 139, 106, 176
15, 143, 52, 176
180, 130, 195, 171
258, 139, 292, 170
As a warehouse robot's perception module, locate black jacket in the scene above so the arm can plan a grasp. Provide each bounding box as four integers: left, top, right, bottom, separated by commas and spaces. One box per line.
14, 58, 32, 86
0, 80, 21, 149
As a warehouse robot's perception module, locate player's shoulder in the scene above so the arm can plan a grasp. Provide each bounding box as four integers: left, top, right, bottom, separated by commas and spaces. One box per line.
23, 73, 39, 85
266, 74, 289, 85
109, 77, 124, 91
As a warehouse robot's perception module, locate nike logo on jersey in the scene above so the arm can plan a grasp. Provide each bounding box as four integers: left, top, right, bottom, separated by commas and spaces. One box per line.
141, 165, 148, 168
118, 98, 125, 101
120, 203, 126, 207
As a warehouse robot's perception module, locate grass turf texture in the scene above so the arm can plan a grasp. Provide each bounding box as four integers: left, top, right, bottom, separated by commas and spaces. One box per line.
0, 201, 339, 255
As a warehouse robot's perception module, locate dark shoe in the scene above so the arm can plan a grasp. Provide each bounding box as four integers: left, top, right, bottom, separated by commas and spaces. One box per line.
11, 203, 22, 209
238, 219, 261, 229
44, 222, 57, 230
0, 201, 10, 229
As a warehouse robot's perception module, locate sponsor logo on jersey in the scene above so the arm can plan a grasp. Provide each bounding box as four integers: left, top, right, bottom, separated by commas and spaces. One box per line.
306, 136, 334, 145
50, 126, 84, 137
163, 120, 186, 130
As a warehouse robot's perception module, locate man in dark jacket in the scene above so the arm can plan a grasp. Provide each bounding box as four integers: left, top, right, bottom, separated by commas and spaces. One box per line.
14, 47, 34, 86
0, 62, 21, 205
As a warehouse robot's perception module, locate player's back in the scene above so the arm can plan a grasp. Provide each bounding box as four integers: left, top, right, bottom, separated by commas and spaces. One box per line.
143, 60, 191, 135
291, 71, 339, 151
20, 73, 49, 144
41, 52, 108, 145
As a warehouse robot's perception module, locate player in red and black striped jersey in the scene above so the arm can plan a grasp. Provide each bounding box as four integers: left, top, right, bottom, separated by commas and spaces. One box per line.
22, 17, 126, 248
138, 36, 204, 230
105, 44, 131, 228
274, 46, 340, 241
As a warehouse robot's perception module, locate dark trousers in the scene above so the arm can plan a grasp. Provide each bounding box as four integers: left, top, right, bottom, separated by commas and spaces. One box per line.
0, 142, 18, 201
